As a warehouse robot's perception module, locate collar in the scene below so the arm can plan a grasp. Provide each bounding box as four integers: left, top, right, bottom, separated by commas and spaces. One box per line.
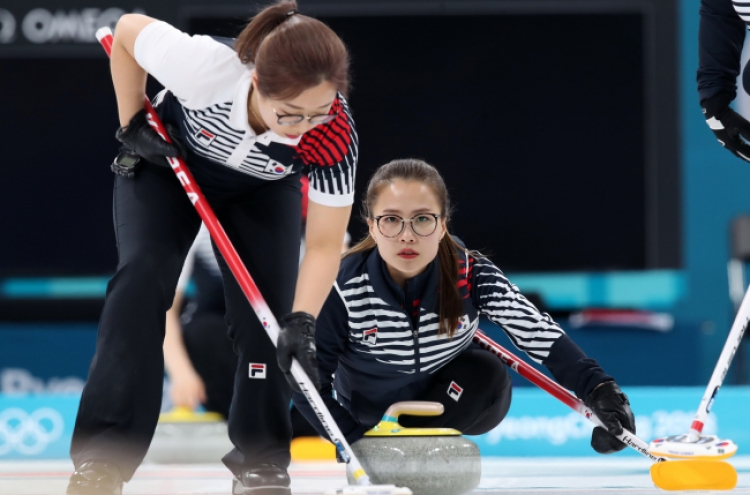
365, 247, 439, 313
229, 69, 302, 146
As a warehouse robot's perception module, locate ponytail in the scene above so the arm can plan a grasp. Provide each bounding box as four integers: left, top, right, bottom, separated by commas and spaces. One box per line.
234, 1, 350, 100
235, 1, 298, 65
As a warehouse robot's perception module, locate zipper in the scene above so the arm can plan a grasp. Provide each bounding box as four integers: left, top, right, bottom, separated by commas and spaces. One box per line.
404, 282, 421, 374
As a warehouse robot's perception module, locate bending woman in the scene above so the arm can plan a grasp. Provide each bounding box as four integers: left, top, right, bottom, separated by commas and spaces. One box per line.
293, 159, 634, 454
68, 2, 356, 495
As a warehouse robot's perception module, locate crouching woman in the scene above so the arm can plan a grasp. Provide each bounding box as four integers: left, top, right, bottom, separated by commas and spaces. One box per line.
293, 158, 634, 454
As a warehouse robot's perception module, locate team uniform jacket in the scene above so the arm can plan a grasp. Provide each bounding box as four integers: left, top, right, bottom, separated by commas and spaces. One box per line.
133, 21, 358, 207
294, 242, 612, 442
698, 0, 748, 103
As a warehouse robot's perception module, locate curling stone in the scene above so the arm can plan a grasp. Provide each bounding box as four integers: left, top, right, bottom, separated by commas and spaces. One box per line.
346, 402, 481, 495
144, 407, 233, 463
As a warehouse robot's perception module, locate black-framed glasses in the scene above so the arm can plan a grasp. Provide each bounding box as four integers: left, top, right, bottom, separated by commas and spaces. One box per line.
272, 108, 339, 126
373, 213, 441, 238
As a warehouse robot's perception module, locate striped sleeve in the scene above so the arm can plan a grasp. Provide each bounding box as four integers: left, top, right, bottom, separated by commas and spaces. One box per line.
470, 256, 612, 398
295, 96, 358, 207
470, 256, 565, 364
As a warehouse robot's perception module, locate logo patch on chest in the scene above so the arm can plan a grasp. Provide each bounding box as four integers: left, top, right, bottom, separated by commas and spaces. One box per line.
264, 159, 293, 175
447, 381, 463, 401
194, 128, 216, 146
249, 363, 266, 379
362, 328, 378, 345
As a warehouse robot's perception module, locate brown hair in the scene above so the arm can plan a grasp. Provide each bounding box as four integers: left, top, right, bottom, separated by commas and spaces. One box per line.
347, 159, 471, 337
234, 1, 350, 100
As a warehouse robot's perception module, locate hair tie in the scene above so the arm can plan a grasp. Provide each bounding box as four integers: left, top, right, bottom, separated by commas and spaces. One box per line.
286, 9, 298, 16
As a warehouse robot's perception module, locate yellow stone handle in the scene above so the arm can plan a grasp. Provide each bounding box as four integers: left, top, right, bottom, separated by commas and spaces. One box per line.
366, 401, 461, 436
382, 401, 444, 421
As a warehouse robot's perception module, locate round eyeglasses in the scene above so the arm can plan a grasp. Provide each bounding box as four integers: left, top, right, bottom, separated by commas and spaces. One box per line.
374, 213, 441, 238
272, 108, 339, 126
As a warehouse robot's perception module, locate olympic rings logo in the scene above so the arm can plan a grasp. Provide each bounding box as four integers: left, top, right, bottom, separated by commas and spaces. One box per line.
0, 408, 64, 455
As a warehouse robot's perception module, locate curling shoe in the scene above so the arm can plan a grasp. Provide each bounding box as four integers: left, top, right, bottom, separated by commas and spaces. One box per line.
232, 463, 291, 495
66, 460, 123, 495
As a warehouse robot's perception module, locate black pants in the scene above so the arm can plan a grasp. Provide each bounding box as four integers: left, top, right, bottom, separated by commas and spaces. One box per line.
70, 164, 302, 480
398, 347, 512, 435
182, 311, 329, 438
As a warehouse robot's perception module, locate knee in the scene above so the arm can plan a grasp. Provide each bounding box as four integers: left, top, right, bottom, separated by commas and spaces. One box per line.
113, 247, 184, 301
458, 349, 512, 435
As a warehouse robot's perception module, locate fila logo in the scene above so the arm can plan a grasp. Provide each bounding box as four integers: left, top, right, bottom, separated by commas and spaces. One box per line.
195, 128, 216, 146
249, 363, 267, 379
447, 381, 463, 402
264, 159, 292, 175
363, 328, 377, 345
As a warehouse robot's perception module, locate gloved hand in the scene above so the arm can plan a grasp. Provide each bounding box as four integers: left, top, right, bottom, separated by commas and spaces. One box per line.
277, 312, 321, 393
702, 94, 750, 163
584, 381, 635, 454
115, 108, 184, 166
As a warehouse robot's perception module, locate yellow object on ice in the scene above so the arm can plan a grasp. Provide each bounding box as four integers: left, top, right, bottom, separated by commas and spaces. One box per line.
290, 436, 336, 461
158, 407, 224, 423
650, 459, 738, 491
364, 401, 461, 437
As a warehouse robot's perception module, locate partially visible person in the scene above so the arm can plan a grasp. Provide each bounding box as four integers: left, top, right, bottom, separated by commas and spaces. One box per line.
164, 224, 234, 417
698, 0, 750, 162
293, 159, 635, 456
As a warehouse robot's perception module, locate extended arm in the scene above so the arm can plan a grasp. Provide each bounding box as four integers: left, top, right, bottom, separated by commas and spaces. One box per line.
276, 200, 352, 391
470, 255, 633, 453
164, 288, 206, 410
294, 201, 351, 315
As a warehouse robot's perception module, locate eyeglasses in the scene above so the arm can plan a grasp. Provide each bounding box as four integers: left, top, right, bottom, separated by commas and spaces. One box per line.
373, 214, 441, 238
272, 108, 339, 126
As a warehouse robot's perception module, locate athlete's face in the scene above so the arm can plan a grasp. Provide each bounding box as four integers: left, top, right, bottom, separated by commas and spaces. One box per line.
368, 180, 447, 287
254, 76, 338, 139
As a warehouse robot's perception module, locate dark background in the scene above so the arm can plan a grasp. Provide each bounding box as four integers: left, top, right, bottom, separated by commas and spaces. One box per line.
0, 7, 678, 277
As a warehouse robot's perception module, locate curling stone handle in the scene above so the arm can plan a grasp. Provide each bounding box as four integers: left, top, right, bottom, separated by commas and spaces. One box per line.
383, 401, 444, 419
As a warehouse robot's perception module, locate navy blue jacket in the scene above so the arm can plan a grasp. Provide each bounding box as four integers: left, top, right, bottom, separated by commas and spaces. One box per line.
698, 0, 747, 103
293, 243, 612, 444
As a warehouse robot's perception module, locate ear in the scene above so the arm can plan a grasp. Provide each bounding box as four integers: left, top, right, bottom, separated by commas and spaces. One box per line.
439, 218, 447, 240
367, 218, 376, 238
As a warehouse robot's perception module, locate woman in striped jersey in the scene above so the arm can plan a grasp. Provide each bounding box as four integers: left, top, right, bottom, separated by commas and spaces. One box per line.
293, 159, 635, 455
68, 2, 356, 495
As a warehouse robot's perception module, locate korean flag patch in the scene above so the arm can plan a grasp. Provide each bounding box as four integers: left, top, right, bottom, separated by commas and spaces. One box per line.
363, 328, 378, 345
264, 159, 292, 175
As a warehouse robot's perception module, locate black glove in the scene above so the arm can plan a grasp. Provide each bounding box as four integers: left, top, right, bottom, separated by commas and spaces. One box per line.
702, 94, 750, 163
277, 312, 321, 393
584, 381, 635, 454
115, 109, 184, 166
